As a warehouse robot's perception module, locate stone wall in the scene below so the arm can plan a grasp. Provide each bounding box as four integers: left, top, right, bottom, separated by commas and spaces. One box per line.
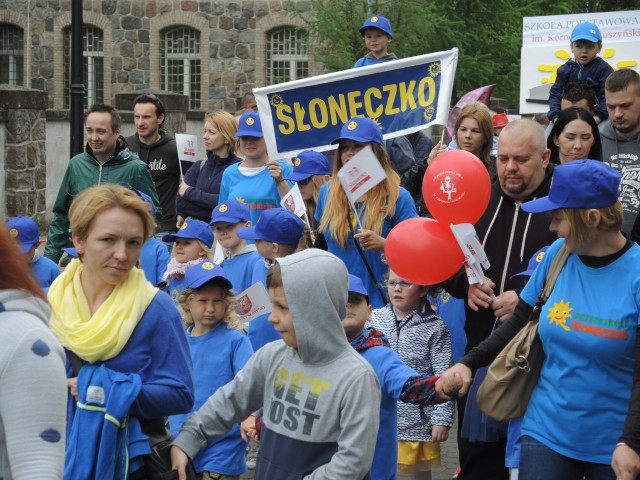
2, 0, 321, 112
0, 85, 48, 230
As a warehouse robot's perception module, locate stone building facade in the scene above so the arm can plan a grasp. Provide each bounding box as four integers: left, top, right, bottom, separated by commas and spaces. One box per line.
0, 0, 323, 114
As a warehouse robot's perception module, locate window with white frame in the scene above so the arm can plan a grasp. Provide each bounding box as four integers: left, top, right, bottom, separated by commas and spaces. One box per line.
161, 27, 201, 110
63, 25, 104, 108
0, 23, 24, 86
267, 27, 309, 85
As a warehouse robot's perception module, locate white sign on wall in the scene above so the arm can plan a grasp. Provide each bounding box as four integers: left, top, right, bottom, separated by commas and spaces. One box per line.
520, 10, 640, 114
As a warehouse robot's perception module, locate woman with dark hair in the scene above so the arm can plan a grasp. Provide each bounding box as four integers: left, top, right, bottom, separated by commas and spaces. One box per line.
0, 222, 67, 478
48, 184, 194, 478
547, 106, 602, 164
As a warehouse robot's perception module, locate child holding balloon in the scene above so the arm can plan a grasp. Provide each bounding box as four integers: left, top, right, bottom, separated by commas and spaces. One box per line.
369, 268, 454, 479
315, 117, 418, 308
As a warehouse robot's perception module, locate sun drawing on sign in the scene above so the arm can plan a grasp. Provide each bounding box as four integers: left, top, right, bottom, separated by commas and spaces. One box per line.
546, 300, 572, 331
537, 47, 638, 85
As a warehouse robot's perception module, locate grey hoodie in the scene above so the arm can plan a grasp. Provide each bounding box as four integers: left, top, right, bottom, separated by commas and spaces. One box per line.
0, 290, 67, 479
599, 120, 640, 236
174, 249, 381, 479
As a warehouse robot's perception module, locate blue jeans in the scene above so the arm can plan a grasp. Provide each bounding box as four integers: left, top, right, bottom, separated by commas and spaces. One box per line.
519, 435, 615, 480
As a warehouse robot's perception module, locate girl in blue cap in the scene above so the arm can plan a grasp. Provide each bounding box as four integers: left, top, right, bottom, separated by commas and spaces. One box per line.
316, 117, 418, 308
170, 260, 254, 479
218, 112, 293, 226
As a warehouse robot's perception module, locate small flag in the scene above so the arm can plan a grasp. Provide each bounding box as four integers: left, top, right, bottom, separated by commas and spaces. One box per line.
175, 134, 198, 162
235, 281, 272, 324
450, 223, 490, 285
280, 183, 307, 218
337, 145, 387, 205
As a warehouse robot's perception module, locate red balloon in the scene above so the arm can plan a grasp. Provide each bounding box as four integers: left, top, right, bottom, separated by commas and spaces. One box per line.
422, 150, 491, 225
385, 217, 464, 285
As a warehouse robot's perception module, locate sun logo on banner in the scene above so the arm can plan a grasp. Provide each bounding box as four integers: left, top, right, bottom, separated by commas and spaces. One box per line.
537, 48, 638, 84
270, 93, 284, 108
547, 299, 572, 331
424, 106, 435, 122
428, 63, 441, 78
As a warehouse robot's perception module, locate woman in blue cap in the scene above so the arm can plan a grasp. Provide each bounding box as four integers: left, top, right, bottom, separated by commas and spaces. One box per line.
316, 117, 418, 308
218, 112, 293, 226
437, 159, 640, 480
284, 149, 331, 245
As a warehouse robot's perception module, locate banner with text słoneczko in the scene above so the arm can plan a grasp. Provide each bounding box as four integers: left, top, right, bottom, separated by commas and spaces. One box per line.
254, 48, 458, 159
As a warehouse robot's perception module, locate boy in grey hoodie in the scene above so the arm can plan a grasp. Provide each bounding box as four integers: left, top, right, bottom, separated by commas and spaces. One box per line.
171, 249, 381, 479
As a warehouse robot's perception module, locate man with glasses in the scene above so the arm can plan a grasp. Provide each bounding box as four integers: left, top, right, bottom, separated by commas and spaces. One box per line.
443, 119, 557, 480
126, 94, 182, 244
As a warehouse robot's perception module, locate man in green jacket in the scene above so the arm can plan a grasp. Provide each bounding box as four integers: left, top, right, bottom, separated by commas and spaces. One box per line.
44, 104, 161, 263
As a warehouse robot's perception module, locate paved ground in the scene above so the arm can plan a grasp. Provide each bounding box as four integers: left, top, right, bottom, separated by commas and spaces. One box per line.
240, 412, 459, 480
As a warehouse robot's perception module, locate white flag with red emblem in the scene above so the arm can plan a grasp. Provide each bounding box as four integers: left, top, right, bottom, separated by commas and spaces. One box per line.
235, 281, 272, 324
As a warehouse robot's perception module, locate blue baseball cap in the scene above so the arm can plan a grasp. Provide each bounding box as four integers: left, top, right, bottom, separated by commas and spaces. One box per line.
522, 160, 621, 213
63, 247, 78, 258
235, 112, 263, 138
285, 150, 332, 182
571, 22, 602, 43
162, 219, 214, 247
237, 208, 304, 244
7, 216, 40, 252
210, 200, 251, 225
359, 15, 393, 38
331, 117, 383, 145
348, 274, 369, 300
128, 187, 157, 217
512, 246, 549, 278
184, 259, 233, 290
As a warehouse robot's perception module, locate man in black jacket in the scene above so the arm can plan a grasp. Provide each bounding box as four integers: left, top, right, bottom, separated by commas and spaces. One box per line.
445, 119, 558, 480
126, 94, 182, 243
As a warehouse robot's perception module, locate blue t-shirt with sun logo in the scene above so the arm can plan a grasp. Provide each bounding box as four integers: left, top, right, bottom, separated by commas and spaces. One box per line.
519, 238, 640, 464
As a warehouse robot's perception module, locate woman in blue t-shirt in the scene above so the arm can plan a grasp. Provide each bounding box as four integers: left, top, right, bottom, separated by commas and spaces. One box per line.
437, 160, 640, 480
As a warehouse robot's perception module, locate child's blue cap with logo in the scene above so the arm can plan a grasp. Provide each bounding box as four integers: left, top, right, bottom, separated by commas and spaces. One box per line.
7, 216, 40, 252
162, 219, 214, 248
285, 150, 331, 182
331, 117, 383, 146
522, 160, 620, 213
237, 208, 304, 244
210, 200, 251, 225
512, 246, 549, 278
184, 259, 233, 290
359, 15, 393, 38
571, 22, 602, 43
235, 112, 264, 138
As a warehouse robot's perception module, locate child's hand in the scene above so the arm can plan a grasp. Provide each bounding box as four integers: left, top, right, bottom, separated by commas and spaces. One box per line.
240, 415, 259, 442
432, 425, 449, 443
67, 377, 78, 401
170, 445, 190, 480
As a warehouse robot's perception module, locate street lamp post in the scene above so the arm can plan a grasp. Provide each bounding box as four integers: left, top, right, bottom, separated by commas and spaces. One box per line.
69, 0, 85, 156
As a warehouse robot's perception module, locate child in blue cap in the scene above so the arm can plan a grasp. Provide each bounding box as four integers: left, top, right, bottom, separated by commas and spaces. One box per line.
547, 22, 613, 124
316, 116, 418, 308
218, 112, 293, 226
7, 216, 60, 289
354, 15, 396, 68
162, 219, 214, 305
210, 200, 264, 293
170, 259, 254, 479
284, 149, 331, 244
237, 207, 305, 351
343, 274, 460, 480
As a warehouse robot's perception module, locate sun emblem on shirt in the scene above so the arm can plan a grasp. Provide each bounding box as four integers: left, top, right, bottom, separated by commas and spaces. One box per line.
546, 300, 572, 331
235, 197, 246, 204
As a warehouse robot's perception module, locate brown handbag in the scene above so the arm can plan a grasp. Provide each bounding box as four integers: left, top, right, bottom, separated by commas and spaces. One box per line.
476, 245, 569, 422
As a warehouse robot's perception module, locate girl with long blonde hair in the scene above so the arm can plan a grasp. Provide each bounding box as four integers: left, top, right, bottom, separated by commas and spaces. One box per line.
315, 117, 418, 307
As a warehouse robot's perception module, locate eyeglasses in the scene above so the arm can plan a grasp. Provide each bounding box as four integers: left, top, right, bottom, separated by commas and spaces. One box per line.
386, 280, 413, 290
297, 178, 313, 186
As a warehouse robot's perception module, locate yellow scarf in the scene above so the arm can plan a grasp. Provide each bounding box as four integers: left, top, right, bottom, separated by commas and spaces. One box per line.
49, 259, 158, 363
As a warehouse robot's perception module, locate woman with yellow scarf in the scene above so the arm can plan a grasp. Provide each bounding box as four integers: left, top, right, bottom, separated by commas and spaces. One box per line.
48, 184, 194, 478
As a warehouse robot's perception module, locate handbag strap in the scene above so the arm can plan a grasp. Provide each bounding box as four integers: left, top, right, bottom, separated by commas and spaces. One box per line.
531, 244, 569, 318
348, 222, 389, 304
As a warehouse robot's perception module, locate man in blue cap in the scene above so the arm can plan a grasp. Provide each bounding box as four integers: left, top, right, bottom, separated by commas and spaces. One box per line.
547, 21, 613, 124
